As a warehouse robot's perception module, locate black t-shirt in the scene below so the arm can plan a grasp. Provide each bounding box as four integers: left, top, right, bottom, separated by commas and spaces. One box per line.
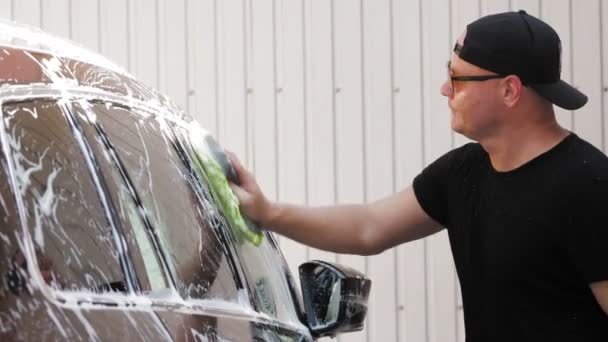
413, 133, 608, 342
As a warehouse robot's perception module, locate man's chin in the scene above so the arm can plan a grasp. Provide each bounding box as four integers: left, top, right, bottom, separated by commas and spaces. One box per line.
451, 122, 475, 140
450, 118, 464, 134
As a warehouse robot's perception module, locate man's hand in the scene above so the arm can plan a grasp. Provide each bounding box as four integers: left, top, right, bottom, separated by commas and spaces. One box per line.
226, 151, 276, 226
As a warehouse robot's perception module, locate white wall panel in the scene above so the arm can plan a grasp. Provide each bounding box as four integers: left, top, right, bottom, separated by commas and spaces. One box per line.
304, 0, 336, 267
13, 0, 39, 27
362, 0, 397, 341
603, 0, 608, 152
41, 0, 70, 37
70, 0, 100, 51
217, 0, 248, 162
186, 0, 219, 137
393, 1, 429, 341
4, 1, 608, 341
333, 0, 366, 341
249, 0, 279, 203
275, 0, 308, 286
481, 0, 510, 15
100, 0, 129, 69
158, 0, 188, 111
512, 0, 540, 15
542, 0, 574, 131
128, 0, 159, 89
0, 1, 11, 19
572, 0, 603, 149
421, 1, 457, 342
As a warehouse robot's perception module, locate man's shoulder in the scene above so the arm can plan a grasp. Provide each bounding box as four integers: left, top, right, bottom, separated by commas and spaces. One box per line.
566, 134, 608, 177
557, 135, 608, 200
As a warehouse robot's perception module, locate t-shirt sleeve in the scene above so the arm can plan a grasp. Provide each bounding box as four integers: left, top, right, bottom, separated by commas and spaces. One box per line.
413, 147, 464, 228
567, 175, 608, 283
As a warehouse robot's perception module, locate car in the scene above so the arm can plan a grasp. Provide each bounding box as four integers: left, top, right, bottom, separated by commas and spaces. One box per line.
0, 19, 370, 341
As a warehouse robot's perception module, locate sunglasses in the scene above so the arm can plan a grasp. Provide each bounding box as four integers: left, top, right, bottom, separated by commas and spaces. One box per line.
446, 60, 506, 95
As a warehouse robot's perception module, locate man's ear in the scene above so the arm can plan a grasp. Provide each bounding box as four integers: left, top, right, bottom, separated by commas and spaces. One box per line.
503, 75, 523, 107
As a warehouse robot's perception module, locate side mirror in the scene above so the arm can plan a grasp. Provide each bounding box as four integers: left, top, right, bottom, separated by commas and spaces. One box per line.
299, 260, 371, 338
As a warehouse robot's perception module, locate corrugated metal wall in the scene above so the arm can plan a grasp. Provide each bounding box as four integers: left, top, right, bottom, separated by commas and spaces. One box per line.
1, 1, 607, 341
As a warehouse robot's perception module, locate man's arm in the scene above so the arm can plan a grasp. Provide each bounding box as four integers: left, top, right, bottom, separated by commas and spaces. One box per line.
227, 153, 443, 255
590, 281, 608, 315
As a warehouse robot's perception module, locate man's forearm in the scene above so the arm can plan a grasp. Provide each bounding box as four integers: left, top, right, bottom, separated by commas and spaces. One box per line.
264, 203, 375, 255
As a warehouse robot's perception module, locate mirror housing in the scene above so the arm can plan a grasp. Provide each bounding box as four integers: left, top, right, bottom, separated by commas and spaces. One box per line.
299, 260, 371, 338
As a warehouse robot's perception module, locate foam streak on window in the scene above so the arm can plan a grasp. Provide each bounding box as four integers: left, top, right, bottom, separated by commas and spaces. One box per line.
2, 100, 125, 293
88, 103, 240, 302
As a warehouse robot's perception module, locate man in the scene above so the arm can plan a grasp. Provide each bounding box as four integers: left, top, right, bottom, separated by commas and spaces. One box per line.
228, 10, 608, 341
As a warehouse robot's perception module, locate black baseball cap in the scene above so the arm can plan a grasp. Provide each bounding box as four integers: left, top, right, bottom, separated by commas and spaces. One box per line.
456, 10, 587, 110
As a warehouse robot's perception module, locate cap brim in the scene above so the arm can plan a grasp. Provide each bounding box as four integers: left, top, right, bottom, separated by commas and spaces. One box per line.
530, 80, 588, 110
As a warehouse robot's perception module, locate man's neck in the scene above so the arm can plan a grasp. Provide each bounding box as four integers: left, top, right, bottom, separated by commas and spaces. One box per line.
480, 121, 569, 172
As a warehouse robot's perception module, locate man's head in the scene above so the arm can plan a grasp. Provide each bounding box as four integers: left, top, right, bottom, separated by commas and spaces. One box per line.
442, 10, 586, 140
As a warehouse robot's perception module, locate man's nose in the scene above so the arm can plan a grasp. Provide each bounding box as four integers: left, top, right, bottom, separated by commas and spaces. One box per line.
440, 80, 452, 97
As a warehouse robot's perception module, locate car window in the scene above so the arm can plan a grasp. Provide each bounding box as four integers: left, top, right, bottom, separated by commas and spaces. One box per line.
172, 126, 301, 324
2, 99, 127, 293
85, 102, 241, 302
69, 101, 171, 293
234, 233, 300, 323
0, 128, 29, 299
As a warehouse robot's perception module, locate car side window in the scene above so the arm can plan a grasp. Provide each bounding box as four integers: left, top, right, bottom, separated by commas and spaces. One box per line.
2, 100, 126, 293
173, 126, 301, 324
0, 126, 29, 298
234, 233, 301, 324
86, 102, 241, 302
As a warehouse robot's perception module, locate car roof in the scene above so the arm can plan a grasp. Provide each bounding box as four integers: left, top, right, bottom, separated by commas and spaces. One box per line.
0, 18, 127, 77
0, 19, 191, 125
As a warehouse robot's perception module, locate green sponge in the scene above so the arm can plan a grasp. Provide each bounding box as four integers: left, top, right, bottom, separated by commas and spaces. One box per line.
187, 123, 263, 246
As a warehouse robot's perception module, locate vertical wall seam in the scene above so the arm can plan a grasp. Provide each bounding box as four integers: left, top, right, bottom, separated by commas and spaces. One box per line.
214, 0, 220, 137
447, 0, 460, 340
272, 0, 280, 203
599, 0, 606, 151
301, 0, 310, 262
184, 0, 191, 114
449, 0, 455, 153
247, 0, 255, 173
358, 2, 370, 340
68, 0, 73, 39
387, 0, 400, 340
155, 0, 160, 89
97, 0, 101, 52
329, 0, 341, 278
418, 0, 429, 340
330, 0, 338, 224
126, 0, 132, 72
569, 0, 575, 130
241, 0, 250, 166
38, 0, 42, 27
